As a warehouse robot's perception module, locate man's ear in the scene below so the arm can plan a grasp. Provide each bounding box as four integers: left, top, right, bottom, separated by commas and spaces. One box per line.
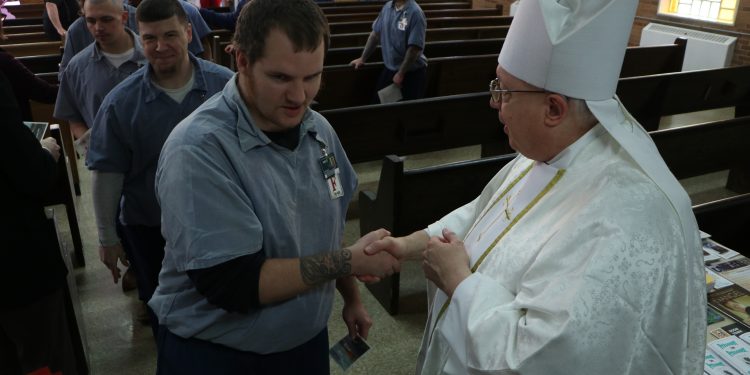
544, 93, 568, 128
235, 48, 248, 73
121, 10, 128, 24
185, 23, 192, 43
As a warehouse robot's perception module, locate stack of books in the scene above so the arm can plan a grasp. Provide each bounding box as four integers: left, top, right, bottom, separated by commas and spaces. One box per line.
704, 231, 750, 374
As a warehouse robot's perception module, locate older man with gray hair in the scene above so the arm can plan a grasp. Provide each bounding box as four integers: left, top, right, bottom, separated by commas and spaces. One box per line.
365, 0, 706, 373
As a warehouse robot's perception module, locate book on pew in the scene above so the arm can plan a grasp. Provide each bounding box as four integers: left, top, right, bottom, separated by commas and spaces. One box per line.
706, 238, 741, 260
709, 285, 750, 330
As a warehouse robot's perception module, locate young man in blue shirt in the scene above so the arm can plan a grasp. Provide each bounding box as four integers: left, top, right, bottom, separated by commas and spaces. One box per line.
87, 0, 233, 340
151, 0, 399, 372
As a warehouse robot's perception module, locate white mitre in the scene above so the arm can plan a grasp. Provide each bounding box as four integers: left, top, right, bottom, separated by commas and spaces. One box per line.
498, 0, 697, 239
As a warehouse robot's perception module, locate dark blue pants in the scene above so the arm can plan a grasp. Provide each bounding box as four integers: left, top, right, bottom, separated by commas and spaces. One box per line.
156, 326, 330, 375
120, 224, 165, 340
374, 66, 427, 103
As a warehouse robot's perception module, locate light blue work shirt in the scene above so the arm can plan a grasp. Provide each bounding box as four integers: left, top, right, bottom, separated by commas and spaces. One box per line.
86, 54, 233, 227
372, 0, 427, 72
54, 28, 146, 128
150, 76, 357, 353
59, 4, 139, 77
180, 1, 211, 56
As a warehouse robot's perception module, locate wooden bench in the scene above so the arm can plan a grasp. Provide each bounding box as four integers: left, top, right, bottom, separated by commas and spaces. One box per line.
41, 123, 85, 267
360, 116, 750, 314
3, 3, 45, 19
321, 2, 471, 15
694, 193, 750, 256
331, 25, 510, 48
316, 39, 687, 110
1, 41, 62, 57
2, 24, 45, 34
0, 31, 48, 45
326, 8, 502, 23
2, 17, 44, 27
330, 16, 512, 34
618, 64, 750, 131
17, 53, 61, 74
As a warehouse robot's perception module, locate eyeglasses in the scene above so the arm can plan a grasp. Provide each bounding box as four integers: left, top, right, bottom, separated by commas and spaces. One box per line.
489, 78, 547, 103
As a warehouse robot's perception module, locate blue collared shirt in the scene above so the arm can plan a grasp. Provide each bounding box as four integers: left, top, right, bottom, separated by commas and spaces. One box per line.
54, 28, 146, 128
150, 76, 357, 353
59, 4, 139, 77
86, 54, 233, 227
179, 1, 211, 56
372, 0, 427, 71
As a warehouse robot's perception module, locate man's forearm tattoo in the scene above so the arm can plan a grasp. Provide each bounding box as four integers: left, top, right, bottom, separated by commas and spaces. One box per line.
300, 249, 352, 285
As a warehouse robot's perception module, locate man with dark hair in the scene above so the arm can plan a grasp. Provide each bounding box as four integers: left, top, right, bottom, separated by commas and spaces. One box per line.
86, 0, 233, 340
150, 0, 399, 372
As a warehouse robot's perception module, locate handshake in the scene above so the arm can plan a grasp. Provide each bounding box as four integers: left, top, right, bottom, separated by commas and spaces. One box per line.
348, 228, 471, 297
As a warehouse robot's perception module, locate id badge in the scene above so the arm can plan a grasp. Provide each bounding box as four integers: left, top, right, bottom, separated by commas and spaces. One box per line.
319, 153, 338, 179
327, 171, 344, 199
398, 16, 408, 31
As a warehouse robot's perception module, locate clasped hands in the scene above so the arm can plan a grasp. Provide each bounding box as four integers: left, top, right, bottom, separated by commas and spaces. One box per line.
358, 228, 472, 297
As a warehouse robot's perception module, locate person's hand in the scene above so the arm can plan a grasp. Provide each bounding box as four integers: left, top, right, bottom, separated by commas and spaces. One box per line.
364, 235, 409, 262
341, 299, 373, 339
40, 137, 61, 162
350, 57, 365, 69
224, 43, 235, 55
350, 229, 400, 282
73, 128, 91, 156
99, 243, 130, 284
422, 229, 471, 297
57, 29, 66, 40
393, 71, 404, 86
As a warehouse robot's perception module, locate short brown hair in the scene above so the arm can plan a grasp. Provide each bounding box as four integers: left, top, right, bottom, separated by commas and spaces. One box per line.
233, 0, 329, 64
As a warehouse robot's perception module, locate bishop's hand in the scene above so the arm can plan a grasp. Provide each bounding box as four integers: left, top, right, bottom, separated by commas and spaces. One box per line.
423, 228, 471, 297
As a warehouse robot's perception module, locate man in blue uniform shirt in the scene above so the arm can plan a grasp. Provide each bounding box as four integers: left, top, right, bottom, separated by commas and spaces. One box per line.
350, 0, 427, 102
151, 0, 399, 372
86, 0, 233, 340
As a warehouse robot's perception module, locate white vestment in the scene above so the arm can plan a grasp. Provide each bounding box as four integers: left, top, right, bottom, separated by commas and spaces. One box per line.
417, 125, 706, 375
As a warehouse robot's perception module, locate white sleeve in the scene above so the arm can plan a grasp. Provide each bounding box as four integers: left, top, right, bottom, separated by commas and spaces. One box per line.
92, 171, 125, 246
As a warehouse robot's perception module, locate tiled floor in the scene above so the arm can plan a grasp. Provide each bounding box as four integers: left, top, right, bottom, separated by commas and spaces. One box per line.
58, 108, 733, 374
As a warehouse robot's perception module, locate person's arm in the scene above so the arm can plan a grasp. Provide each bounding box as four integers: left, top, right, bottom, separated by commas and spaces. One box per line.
198, 6, 240, 30
393, 45, 422, 86
337, 275, 373, 339
91, 171, 129, 283
45, 2, 67, 38
0, 51, 58, 104
0, 72, 58, 199
350, 31, 380, 69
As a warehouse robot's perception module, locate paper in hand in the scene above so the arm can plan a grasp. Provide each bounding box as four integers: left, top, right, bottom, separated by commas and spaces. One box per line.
329, 334, 370, 372
377, 83, 403, 104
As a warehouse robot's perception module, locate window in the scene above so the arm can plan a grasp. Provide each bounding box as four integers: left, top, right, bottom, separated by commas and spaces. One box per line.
658, 0, 738, 25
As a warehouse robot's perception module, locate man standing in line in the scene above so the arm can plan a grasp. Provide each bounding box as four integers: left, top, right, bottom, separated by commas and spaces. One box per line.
86, 0, 233, 339
350, 0, 427, 102
365, 0, 706, 373
53, 0, 145, 154
150, 0, 399, 372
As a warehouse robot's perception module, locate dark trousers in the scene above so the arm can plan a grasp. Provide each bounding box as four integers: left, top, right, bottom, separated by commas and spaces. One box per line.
120, 224, 166, 340
374, 66, 427, 103
156, 326, 330, 375
0, 289, 76, 375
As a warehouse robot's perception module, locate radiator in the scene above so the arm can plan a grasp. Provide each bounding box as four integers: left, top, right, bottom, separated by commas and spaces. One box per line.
640, 22, 737, 71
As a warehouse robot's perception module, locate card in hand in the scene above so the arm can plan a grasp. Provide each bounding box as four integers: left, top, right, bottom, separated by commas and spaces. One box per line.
329, 334, 370, 371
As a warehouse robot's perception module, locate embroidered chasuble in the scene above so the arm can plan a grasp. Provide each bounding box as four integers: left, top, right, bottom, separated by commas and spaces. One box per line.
416, 125, 705, 374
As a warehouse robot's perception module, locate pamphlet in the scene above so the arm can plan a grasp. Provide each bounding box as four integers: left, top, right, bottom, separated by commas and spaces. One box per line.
330, 335, 370, 372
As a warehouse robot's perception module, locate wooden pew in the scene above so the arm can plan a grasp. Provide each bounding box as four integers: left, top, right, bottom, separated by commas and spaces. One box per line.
3, 3, 45, 19
330, 16, 512, 34
331, 25, 509, 48
359, 116, 750, 314
326, 37, 507, 66
2, 24, 45, 34
17, 53, 61, 74
694, 193, 750, 256
0, 31, 49, 45
317, 39, 686, 110
1, 41, 62, 57
2, 17, 44, 27
618, 64, 750, 131
318, 0, 469, 7
41, 123, 85, 267
321, 2, 471, 15
326, 8, 501, 23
